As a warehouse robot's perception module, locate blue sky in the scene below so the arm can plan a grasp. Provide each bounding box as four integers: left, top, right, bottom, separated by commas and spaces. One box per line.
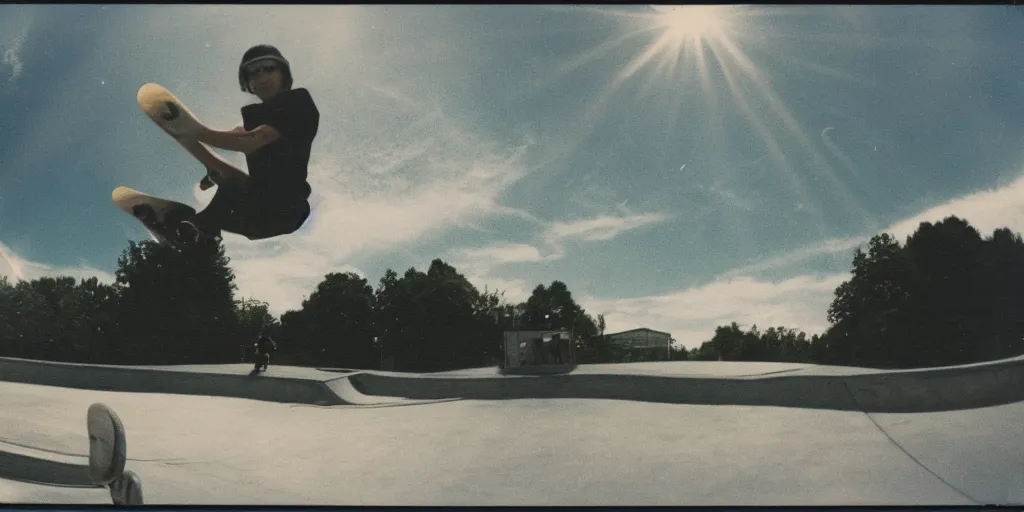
1, 5, 1023, 348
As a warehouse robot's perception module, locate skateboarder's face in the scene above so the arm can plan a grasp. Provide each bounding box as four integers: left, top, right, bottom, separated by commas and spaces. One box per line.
245, 59, 284, 100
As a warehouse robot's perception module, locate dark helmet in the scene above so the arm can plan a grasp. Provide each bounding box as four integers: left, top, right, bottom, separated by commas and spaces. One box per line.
238, 44, 294, 94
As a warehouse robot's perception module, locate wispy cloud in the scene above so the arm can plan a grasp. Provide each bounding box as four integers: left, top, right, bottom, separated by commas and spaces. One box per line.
449, 209, 672, 306
201, 78, 538, 315
0, 242, 24, 281
459, 243, 552, 265
0, 241, 115, 284
453, 210, 669, 269
586, 167, 1024, 348
725, 170, 1024, 279
546, 211, 670, 243
505, 211, 670, 258
0, 16, 29, 85
584, 274, 845, 348
1, 34, 25, 83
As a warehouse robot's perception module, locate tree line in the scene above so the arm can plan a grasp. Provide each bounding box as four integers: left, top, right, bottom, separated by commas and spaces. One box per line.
1, 215, 1023, 371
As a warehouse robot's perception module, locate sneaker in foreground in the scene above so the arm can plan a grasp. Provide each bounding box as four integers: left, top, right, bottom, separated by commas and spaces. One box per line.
87, 403, 127, 486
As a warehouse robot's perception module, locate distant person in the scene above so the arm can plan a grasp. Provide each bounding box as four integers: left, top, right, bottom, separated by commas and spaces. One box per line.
254, 335, 277, 372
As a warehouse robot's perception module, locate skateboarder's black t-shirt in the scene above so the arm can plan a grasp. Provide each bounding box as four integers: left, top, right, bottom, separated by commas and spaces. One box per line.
256, 336, 276, 354
241, 88, 319, 200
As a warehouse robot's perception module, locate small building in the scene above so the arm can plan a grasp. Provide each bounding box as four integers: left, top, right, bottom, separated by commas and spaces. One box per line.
604, 328, 673, 362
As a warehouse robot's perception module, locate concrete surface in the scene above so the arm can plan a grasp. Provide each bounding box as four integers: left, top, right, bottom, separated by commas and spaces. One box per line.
3, 354, 1023, 412
0, 355, 1022, 505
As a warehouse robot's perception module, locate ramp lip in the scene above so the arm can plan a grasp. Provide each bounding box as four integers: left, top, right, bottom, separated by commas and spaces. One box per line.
0, 357, 344, 406
346, 355, 1024, 413
3, 355, 1022, 412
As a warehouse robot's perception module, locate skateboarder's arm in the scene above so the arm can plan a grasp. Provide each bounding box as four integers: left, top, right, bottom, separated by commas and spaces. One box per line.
177, 138, 249, 184
194, 125, 281, 154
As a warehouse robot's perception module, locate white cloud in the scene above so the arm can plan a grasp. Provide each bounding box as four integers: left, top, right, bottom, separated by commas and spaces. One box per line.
473, 211, 670, 264
725, 171, 1024, 279
583, 167, 1024, 349
1, 32, 25, 83
449, 210, 671, 303
3, 6, 542, 316
545, 212, 670, 243
11, 6, 1024, 352
0, 242, 24, 281
85, 5, 539, 315
199, 79, 538, 315
0, 241, 115, 285
459, 243, 550, 265
583, 274, 845, 349
883, 173, 1024, 242
448, 165, 1024, 351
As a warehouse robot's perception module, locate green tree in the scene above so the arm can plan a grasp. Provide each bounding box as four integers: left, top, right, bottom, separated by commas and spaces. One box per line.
519, 281, 599, 342
372, 260, 498, 372
278, 272, 377, 368
825, 232, 913, 367
112, 239, 239, 364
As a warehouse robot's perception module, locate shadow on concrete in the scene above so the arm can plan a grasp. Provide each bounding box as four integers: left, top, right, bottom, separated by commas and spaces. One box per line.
0, 450, 99, 489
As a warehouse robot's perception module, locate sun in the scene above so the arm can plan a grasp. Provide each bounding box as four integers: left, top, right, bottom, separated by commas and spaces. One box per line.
534, 4, 879, 259
653, 5, 733, 43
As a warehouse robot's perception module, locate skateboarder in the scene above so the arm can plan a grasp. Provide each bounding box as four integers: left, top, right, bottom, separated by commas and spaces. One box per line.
171, 44, 320, 243
254, 334, 277, 371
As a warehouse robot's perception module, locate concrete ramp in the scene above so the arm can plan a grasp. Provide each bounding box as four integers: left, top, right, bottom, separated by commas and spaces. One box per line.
323, 377, 458, 408
348, 354, 1024, 413
0, 357, 344, 406
1, 355, 1022, 412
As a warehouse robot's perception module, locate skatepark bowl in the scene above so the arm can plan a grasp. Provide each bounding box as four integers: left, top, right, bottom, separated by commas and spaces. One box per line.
1, 355, 1022, 505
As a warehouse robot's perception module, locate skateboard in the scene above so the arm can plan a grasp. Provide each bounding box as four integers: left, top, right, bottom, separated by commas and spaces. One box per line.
112, 186, 196, 249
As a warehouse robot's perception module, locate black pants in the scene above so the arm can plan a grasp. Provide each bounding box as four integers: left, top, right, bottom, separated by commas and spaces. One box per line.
254, 352, 270, 370
197, 181, 310, 240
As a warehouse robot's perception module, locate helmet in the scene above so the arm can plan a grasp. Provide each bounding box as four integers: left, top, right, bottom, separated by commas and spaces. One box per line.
238, 44, 294, 93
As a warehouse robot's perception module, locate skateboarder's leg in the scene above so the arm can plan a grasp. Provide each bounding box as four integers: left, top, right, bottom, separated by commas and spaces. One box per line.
219, 190, 310, 241
180, 178, 309, 242
180, 180, 250, 240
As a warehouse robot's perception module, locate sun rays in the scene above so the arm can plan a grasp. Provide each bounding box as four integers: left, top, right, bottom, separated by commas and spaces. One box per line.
544, 5, 877, 264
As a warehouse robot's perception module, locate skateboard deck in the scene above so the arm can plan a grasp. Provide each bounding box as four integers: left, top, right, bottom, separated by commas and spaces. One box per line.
136, 82, 212, 163
136, 82, 241, 187
112, 186, 196, 248
87, 403, 127, 486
